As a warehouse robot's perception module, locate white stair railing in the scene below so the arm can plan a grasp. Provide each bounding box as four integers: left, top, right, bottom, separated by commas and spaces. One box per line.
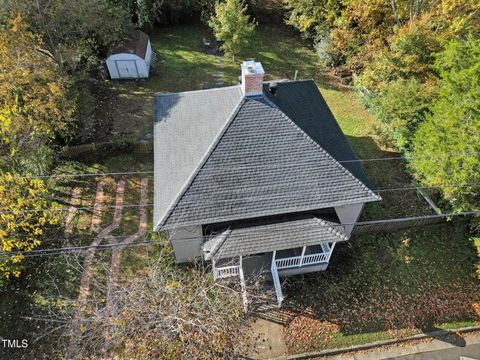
238, 257, 248, 313
270, 261, 284, 307
213, 265, 239, 279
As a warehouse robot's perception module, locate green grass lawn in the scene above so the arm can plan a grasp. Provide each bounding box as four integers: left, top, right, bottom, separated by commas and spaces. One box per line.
135, 24, 480, 353
104, 23, 431, 218
65, 23, 480, 354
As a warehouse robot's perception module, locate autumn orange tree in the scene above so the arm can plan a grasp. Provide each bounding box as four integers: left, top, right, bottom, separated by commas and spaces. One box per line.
0, 14, 74, 173
0, 173, 61, 284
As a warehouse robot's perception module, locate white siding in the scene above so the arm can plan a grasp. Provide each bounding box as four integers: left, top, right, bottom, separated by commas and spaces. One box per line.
106, 52, 150, 79
169, 226, 203, 263
144, 40, 152, 70
334, 203, 364, 236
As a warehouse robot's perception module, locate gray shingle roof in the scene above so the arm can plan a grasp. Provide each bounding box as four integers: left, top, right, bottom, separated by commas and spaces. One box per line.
159, 95, 379, 229
154, 80, 381, 231
154, 86, 243, 230
264, 80, 375, 189
210, 214, 348, 259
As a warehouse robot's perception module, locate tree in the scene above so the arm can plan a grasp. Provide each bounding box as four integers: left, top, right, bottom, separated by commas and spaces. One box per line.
369, 78, 436, 151
1, 0, 132, 75
209, 0, 256, 59
0, 14, 74, 173
282, 0, 341, 36
0, 173, 61, 284
411, 36, 480, 210
63, 248, 250, 359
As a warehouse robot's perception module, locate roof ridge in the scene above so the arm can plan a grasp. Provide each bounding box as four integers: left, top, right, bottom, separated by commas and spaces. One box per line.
154, 93, 246, 230
208, 227, 232, 260
313, 216, 348, 241
260, 98, 380, 201
154, 85, 241, 98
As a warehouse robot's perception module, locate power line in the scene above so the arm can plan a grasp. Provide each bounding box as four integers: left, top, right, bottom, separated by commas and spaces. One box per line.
7, 150, 480, 180
2, 210, 477, 258
164, 209, 480, 242
1, 238, 155, 258
0, 203, 155, 215
2, 180, 480, 215
11, 170, 154, 180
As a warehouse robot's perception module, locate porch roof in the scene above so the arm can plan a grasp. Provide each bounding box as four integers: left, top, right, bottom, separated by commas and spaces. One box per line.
211, 214, 348, 260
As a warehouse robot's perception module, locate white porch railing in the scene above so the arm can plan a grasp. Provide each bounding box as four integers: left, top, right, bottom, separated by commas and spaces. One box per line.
271, 260, 284, 307
212, 259, 248, 312
213, 265, 240, 279
275, 242, 336, 270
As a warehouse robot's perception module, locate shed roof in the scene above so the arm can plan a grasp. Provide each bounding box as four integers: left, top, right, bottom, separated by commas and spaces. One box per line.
154, 80, 380, 231
210, 213, 348, 259
110, 30, 149, 59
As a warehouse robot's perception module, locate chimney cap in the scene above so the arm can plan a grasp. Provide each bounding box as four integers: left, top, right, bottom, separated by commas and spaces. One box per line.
241, 60, 265, 75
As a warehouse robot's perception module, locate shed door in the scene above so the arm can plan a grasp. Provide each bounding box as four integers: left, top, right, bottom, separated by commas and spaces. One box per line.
115, 60, 138, 78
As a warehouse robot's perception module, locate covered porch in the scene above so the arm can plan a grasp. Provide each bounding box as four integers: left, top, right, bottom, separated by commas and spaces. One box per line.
205, 213, 347, 310
212, 242, 336, 308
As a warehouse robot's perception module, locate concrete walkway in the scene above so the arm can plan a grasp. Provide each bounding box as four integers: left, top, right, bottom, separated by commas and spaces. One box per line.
249, 317, 288, 359
324, 332, 480, 360
395, 343, 480, 359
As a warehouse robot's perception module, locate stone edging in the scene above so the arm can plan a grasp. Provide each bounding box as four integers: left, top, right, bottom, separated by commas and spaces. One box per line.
271, 325, 480, 360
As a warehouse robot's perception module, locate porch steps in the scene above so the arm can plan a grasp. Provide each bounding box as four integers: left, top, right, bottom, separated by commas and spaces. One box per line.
249, 280, 286, 325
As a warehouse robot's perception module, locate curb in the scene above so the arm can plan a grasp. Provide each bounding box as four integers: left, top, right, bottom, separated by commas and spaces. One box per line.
270, 325, 480, 360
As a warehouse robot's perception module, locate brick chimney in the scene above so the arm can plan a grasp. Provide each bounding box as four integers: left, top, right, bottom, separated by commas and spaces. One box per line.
241, 61, 265, 96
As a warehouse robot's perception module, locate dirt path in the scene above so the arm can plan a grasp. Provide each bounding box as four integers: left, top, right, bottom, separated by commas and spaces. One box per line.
102, 178, 149, 353
67, 179, 125, 358
64, 187, 81, 243
106, 178, 148, 303
90, 182, 104, 233
213, 55, 225, 87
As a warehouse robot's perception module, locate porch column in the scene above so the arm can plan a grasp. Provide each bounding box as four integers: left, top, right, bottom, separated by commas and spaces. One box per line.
299, 246, 306, 266
239, 255, 248, 313
212, 258, 217, 279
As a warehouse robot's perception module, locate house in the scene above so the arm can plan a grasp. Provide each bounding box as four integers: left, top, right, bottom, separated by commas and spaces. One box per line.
106, 30, 153, 79
153, 61, 381, 307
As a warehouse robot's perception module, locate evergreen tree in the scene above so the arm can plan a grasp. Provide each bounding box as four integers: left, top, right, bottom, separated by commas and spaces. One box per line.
411, 36, 480, 210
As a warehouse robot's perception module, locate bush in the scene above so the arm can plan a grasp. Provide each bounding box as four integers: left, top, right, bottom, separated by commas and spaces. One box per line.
65, 249, 249, 359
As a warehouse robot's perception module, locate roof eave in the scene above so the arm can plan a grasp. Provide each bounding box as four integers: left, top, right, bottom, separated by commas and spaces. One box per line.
159, 195, 380, 231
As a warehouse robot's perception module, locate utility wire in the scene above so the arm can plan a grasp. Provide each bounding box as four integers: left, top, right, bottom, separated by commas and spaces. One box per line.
8, 150, 480, 180
2, 210, 477, 258
2, 180, 480, 215
163, 209, 479, 242
11, 171, 154, 180
0, 203, 155, 215
5, 240, 156, 259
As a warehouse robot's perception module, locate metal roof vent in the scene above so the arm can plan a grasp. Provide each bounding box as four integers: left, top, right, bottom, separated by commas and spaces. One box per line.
268, 82, 278, 95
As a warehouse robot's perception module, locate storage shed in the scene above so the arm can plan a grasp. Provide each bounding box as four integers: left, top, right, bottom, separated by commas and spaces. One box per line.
106, 30, 153, 79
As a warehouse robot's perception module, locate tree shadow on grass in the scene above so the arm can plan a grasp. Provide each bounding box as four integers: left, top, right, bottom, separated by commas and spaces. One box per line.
420, 326, 467, 347
343, 135, 434, 219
